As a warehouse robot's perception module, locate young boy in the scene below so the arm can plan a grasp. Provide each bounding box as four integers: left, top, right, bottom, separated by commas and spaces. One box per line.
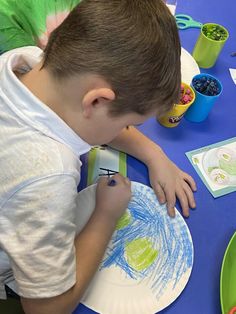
0, 1, 196, 313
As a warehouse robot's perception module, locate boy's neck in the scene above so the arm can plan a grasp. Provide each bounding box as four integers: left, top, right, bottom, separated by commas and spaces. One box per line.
17, 62, 72, 121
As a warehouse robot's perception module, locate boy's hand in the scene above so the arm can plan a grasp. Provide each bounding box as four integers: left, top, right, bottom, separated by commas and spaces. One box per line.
147, 150, 197, 218
108, 126, 196, 218
95, 174, 131, 221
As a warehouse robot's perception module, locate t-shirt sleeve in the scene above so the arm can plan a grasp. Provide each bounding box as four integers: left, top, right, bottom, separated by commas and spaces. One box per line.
0, 174, 79, 298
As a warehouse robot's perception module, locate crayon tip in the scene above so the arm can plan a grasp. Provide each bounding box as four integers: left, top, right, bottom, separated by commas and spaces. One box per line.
108, 179, 116, 186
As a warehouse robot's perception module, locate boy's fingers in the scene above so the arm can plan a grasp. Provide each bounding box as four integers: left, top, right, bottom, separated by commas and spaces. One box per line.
183, 173, 197, 192
124, 177, 131, 186
167, 204, 176, 218
103, 174, 131, 187
183, 183, 196, 209
111, 173, 130, 184
165, 191, 176, 218
177, 191, 190, 218
153, 184, 166, 204
97, 176, 108, 185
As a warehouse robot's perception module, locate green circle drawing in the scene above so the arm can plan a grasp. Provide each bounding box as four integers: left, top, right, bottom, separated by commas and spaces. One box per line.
125, 238, 158, 271
116, 211, 131, 230
219, 159, 236, 175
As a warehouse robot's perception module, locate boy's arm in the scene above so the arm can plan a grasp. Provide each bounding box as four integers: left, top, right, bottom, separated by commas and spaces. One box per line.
21, 174, 131, 314
21, 210, 117, 314
107, 126, 197, 217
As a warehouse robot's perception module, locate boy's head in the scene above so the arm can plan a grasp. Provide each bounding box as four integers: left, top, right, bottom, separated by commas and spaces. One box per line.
42, 0, 181, 120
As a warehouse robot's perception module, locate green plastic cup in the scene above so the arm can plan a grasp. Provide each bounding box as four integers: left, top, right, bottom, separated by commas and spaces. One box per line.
192, 23, 229, 68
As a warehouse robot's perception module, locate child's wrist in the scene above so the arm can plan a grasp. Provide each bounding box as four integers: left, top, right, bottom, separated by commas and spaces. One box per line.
143, 145, 166, 167
93, 206, 121, 225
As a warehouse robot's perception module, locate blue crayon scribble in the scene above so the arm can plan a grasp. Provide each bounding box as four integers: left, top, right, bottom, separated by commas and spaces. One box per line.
101, 183, 193, 298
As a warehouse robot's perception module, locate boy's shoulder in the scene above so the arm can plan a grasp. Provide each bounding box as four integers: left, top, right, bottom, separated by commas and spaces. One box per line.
0, 133, 81, 208
1, 130, 81, 181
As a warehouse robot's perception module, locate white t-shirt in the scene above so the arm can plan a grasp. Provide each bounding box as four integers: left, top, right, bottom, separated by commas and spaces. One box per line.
0, 46, 91, 299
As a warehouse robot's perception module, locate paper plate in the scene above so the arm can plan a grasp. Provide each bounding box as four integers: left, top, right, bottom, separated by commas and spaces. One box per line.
181, 47, 200, 84
76, 182, 194, 314
202, 147, 236, 186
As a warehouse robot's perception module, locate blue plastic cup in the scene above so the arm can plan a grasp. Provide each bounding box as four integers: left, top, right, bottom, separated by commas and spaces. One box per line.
185, 73, 223, 122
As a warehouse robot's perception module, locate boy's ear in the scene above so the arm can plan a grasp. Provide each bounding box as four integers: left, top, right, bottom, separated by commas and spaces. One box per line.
82, 88, 115, 118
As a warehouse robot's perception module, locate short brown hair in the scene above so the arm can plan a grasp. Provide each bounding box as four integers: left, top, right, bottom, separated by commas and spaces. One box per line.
42, 0, 181, 117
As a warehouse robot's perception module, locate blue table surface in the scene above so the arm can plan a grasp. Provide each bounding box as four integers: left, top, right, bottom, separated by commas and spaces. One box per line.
75, 0, 236, 313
